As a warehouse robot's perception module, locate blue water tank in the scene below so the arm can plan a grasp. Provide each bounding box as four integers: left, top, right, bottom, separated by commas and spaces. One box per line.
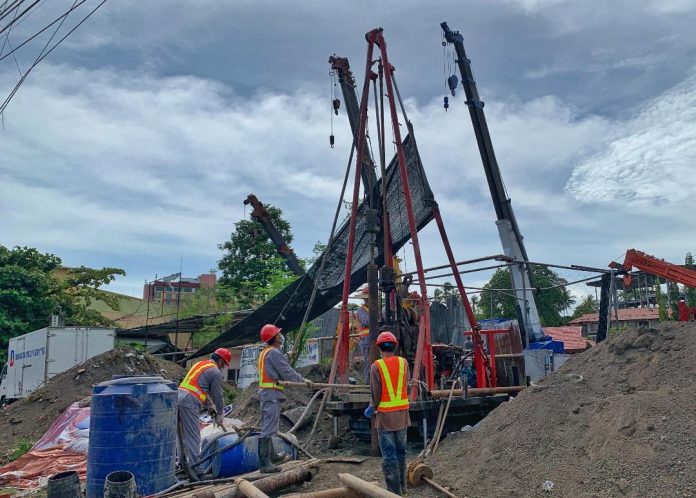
201, 433, 297, 478
86, 376, 178, 498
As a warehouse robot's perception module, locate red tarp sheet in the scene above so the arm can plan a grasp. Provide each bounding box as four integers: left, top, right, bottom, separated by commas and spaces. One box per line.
0, 402, 90, 489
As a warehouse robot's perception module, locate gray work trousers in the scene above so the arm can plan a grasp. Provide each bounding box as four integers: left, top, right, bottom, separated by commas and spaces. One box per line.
259, 399, 281, 438
177, 390, 201, 464
358, 336, 370, 385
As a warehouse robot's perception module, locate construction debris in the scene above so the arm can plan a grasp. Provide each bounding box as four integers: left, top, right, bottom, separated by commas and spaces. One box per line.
338, 473, 400, 498
407, 461, 458, 498
428, 323, 696, 497
0, 348, 185, 461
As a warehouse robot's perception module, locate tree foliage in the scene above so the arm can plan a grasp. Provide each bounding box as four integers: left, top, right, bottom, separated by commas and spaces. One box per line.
478, 266, 574, 326
217, 205, 300, 307
655, 278, 669, 321
685, 252, 696, 307
570, 295, 598, 320
433, 282, 456, 304
0, 245, 125, 355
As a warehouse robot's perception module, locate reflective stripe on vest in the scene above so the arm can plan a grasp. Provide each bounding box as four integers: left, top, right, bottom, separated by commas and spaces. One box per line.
258, 347, 285, 391
376, 356, 409, 412
179, 359, 217, 403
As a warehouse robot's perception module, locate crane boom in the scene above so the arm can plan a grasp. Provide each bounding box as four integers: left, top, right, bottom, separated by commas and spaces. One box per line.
610, 249, 696, 289
243, 194, 305, 277
329, 55, 378, 194
441, 21, 543, 343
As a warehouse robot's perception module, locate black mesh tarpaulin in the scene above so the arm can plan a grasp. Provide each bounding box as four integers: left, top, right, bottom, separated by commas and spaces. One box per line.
192, 135, 435, 358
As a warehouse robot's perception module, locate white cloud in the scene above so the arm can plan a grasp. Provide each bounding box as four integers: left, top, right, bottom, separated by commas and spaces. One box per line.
566, 68, 696, 209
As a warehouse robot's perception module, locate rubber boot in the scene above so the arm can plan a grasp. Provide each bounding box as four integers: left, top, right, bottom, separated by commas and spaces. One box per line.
258, 437, 281, 474
383, 462, 402, 496
398, 457, 407, 496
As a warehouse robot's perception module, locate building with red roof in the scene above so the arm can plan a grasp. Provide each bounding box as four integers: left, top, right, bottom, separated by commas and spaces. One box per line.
568, 307, 659, 340
543, 326, 594, 353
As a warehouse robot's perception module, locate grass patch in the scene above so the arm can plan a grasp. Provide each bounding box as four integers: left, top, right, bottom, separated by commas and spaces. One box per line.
7, 439, 32, 462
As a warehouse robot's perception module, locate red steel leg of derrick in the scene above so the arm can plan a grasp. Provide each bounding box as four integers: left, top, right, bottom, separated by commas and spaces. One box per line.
369, 28, 433, 396
332, 41, 376, 384
432, 206, 492, 388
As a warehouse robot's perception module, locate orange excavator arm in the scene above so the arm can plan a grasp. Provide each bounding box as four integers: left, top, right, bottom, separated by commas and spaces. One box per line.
609, 249, 696, 289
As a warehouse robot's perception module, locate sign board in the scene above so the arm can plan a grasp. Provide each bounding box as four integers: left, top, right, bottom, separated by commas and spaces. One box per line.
236, 341, 320, 389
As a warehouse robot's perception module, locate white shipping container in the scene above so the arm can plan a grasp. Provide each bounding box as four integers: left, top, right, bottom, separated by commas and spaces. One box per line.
0, 327, 115, 402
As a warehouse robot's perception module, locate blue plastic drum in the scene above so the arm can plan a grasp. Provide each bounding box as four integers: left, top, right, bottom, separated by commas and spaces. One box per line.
86, 376, 178, 498
201, 433, 297, 478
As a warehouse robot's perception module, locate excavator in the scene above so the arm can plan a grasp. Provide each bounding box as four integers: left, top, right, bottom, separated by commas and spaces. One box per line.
610, 249, 696, 321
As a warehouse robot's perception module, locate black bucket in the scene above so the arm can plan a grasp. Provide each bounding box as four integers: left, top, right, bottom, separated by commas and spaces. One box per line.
47, 470, 81, 498
104, 470, 137, 498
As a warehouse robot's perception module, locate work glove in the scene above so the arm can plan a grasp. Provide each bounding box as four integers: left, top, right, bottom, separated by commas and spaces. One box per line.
208, 404, 219, 419
303, 378, 315, 389
364, 404, 375, 418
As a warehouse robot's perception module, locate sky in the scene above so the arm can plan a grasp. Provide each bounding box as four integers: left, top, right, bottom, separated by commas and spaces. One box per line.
1, 0, 696, 303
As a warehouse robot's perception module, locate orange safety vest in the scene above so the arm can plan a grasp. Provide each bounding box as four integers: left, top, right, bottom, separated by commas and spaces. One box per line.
179, 359, 218, 403
375, 356, 409, 412
258, 347, 285, 391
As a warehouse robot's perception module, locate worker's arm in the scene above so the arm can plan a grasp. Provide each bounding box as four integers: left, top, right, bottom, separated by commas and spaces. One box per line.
369, 362, 381, 408
200, 367, 225, 415
267, 348, 305, 383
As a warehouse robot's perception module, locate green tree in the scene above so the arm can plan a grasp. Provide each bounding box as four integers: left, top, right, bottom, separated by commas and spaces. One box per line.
667, 281, 681, 319
0, 246, 124, 356
478, 266, 574, 326
655, 277, 669, 321
685, 253, 696, 307
217, 205, 299, 307
433, 282, 456, 304
570, 295, 598, 320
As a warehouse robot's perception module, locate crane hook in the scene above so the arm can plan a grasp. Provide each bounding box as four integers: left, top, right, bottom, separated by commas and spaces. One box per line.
333, 98, 341, 116
330, 134, 335, 148
443, 96, 449, 112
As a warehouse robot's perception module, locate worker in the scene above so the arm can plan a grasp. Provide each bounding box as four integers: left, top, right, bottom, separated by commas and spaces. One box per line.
364, 331, 410, 496
177, 348, 231, 467
257, 324, 312, 473
353, 287, 371, 384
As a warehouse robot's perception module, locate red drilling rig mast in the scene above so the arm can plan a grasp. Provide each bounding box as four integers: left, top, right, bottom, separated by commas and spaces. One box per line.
330, 28, 502, 395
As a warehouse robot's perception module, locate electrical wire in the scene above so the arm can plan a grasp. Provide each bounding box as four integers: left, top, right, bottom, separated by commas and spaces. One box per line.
0, 0, 109, 115
0, 0, 39, 36
0, 0, 86, 63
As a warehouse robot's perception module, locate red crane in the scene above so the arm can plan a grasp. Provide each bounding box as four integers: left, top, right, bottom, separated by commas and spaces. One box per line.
609, 249, 696, 321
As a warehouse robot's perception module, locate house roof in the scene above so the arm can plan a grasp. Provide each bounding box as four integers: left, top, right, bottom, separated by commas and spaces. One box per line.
543, 326, 593, 353
568, 307, 660, 324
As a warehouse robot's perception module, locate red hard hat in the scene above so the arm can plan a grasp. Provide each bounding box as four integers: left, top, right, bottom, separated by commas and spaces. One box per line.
376, 331, 398, 346
214, 348, 232, 366
260, 324, 282, 343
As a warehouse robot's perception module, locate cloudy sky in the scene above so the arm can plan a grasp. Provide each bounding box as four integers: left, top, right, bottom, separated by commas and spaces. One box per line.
1, 0, 695, 300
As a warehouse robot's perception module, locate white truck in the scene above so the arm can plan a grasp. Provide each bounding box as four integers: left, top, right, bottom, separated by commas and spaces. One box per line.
0, 327, 116, 403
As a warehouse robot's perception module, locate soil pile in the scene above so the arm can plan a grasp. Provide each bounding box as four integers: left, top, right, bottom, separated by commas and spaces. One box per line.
428, 322, 696, 497
0, 347, 185, 458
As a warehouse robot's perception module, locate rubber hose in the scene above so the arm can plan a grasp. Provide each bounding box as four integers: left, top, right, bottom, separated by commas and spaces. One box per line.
192, 430, 252, 467
288, 389, 326, 435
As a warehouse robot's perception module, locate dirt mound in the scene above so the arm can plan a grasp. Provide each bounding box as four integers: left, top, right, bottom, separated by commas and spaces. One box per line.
0, 347, 185, 459
428, 322, 696, 497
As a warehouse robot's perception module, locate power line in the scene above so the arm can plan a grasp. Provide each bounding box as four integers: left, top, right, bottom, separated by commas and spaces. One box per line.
0, 0, 109, 116
0, 0, 39, 37
0, 0, 86, 63
0, 0, 25, 23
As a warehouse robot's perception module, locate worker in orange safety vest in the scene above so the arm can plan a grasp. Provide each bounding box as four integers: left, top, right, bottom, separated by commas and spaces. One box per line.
177, 348, 231, 468
257, 324, 313, 473
364, 330, 410, 495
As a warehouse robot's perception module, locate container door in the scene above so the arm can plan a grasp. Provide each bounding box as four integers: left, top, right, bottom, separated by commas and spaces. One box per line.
84, 329, 115, 360
47, 329, 79, 378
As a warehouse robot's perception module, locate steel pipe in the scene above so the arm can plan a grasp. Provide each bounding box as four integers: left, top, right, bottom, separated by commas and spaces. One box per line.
428, 386, 525, 398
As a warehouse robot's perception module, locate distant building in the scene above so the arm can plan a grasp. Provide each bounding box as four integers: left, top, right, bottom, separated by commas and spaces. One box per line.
143, 273, 217, 305
568, 307, 659, 340
543, 326, 594, 353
